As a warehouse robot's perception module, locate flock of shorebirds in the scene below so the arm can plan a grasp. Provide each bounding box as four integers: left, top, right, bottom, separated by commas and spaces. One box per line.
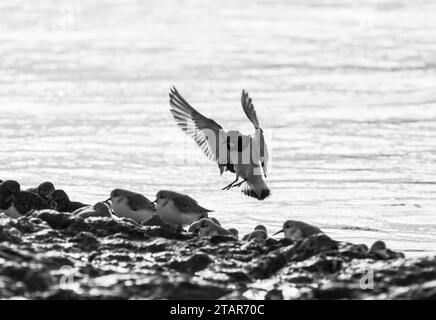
0, 87, 333, 242
0, 180, 323, 242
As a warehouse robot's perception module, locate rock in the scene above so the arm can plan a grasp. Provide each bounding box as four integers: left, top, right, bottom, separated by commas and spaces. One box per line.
166, 281, 230, 300
32, 210, 76, 229
265, 288, 284, 300
0, 210, 433, 299
168, 254, 213, 274
303, 256, 342, 273
0, 225, 22, 244
71, 232, 101, 251
209, 234, 238, 244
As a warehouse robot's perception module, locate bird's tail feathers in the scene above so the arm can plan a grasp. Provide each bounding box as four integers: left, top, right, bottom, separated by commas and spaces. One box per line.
241, 176, 271, 201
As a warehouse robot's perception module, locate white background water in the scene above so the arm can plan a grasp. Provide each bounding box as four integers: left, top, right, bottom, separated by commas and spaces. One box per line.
1, 0, 435, 256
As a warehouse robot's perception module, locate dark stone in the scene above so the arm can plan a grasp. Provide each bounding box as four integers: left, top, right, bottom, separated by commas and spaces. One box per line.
166, 281, 230, 300
32, 210, 75, 229
71, 232, 101, 251
303, 256, 342, 273
226, 271, 252, 283
312, 283, 360, 300
265, 288, 284, 300
0, 225, 22, 244
0, 210, 434, 299
209, 235, 238, 244
168, 254, 213, 274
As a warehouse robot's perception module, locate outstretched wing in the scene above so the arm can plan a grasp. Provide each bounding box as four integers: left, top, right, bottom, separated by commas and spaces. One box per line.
241, 90, 260, 129
241, 90, 269, 177
170, 87, 232, 173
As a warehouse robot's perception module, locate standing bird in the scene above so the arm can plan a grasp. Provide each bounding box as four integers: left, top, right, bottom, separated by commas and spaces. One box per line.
154, 190, 212, 228
0, 180, 21, 212
107, 189, 156, 223
169, 87, 270, 200
273, 220, 324, 240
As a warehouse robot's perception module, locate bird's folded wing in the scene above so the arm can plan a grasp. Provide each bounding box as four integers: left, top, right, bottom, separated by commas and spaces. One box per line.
170, 87, 225, 162
241, 90, 260, 129
128, 194, 155, 211
173, 195, 212, 213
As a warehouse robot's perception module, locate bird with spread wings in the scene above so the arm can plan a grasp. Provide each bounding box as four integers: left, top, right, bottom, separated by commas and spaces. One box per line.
169, 87, 270, 200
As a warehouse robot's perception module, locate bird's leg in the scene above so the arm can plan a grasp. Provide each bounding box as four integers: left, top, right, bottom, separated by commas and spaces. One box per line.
222, 177, 239, 190
232, 178, 247, 188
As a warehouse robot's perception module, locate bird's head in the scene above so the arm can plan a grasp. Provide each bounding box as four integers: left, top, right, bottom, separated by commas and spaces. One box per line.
108, 189, 125, 203
273, 220, 296, 239
1, 180, 21, 194
154, 190, 176, 207
227, 228, 239, 238
93, 201, 113, 217
37, 181, 55, 197
52, 189, 70, 202
209, 217, 221, 226
254, 224, 267, 233
248, 230, 267, 243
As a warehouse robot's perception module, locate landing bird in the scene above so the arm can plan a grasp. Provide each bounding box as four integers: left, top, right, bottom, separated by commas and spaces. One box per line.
106, 189, 155, 224
0, 180, 21, 213
169, 87, 270, 200
4, 191, 51, 218
273, 220, 324, 240
188, 218, 233, 238
154, 190, 212, 228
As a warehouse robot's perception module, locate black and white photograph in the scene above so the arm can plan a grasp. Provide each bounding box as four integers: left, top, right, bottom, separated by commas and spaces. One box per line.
0, 0, 435, 305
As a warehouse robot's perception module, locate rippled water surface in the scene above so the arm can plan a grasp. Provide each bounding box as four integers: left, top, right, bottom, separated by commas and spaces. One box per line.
1, 0, 435, 256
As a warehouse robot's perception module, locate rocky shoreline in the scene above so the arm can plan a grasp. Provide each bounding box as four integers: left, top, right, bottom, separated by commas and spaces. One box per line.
1, 210, 435, 299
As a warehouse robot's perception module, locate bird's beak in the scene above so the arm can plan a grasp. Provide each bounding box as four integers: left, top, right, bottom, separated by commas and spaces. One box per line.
273, 229, 284, 236
152, 199, 157, 204
104, 198, 111, 204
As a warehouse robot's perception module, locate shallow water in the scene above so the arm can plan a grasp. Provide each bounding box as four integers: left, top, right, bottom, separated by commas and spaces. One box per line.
0, 0, 435, 256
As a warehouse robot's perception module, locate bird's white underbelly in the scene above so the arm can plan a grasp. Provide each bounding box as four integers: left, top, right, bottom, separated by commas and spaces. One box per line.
5, 205, 22, 219
157, 202, 200, 226
112, 201, 154, 223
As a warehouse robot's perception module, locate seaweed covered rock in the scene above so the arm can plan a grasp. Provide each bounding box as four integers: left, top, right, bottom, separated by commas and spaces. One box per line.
0, 211, 435, 299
